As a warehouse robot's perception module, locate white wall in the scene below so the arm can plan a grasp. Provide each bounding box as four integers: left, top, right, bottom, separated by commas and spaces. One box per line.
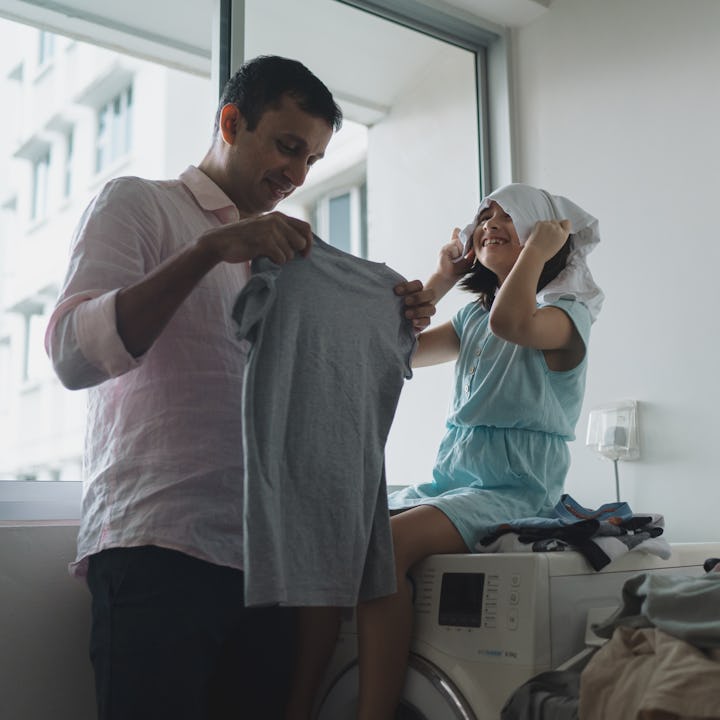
511, 0, 720, 540
366, 47, 481, 486
0, 524, 94, 720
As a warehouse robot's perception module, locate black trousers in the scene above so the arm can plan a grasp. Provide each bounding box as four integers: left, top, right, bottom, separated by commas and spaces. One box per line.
87, 546, 297, 720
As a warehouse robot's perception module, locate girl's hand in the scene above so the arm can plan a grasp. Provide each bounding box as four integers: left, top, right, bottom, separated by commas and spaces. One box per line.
437, 228, 474, 281
524, 219, 571, 261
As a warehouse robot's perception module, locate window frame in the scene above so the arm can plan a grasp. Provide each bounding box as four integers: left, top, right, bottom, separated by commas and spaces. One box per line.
333, 0, 513, 192
0, 0, 513, 521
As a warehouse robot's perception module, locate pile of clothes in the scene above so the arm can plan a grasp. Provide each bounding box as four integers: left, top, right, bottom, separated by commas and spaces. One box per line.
501, 558, 720, 719
475, 494, 671, 570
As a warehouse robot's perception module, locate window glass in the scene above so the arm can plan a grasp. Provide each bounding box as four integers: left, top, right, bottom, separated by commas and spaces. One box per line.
31, 151, 50, 220
64, 128, 74, 198
242, 0, 482, 485
96, 85, 133, 174
328, 192, 352, 253
38, 30, 55, 67
312, 182, 366, 257
0, 1, 498, 512
0, 16, 214, 508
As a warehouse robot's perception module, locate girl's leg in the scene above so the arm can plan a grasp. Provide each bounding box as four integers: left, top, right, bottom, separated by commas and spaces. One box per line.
356, 505, 467, 720
283, 606, 343, 720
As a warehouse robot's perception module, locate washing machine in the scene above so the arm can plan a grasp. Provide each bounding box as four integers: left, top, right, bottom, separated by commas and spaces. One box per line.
315, 542, 720, 719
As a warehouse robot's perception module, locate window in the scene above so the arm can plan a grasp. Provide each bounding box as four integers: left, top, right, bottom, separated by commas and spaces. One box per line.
0, 336, 10, 413
0, 14, 213, 512
24, 306, 51, 383
96, 85, 133, 173
31, 150, 50, 221
314, 184, 367, 258
242, 0, 498, 484
0, 1, 509, 518
37, 30, 55, 67
64, 128, 74, 198
328, 192, 352, 252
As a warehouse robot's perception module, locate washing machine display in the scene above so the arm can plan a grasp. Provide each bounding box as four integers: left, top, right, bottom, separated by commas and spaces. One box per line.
438, 572, 484, 628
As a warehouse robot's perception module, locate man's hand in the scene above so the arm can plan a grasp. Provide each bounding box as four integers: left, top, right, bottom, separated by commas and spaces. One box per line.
395, 279, 436, 333
200, 211, 313, 265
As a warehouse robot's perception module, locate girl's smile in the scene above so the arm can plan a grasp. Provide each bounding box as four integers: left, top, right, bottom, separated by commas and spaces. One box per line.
472, 201, 522, 281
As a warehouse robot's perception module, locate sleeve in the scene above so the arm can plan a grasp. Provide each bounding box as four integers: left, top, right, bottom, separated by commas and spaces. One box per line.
543, 297, 592, 353
46, 290, 141, 390
450, 301, 478, 338
231, 257, 279, 343
45, 178, 161, 388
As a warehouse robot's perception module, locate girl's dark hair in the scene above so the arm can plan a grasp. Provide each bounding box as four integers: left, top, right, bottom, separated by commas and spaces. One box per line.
460, 235, 574, 310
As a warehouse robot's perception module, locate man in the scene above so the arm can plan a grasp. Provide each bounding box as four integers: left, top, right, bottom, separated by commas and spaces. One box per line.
45, 55, 434, 719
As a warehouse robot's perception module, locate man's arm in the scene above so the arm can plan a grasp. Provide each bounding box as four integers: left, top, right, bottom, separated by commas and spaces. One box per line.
47, 174, 313, 386
115, 211, 312, 357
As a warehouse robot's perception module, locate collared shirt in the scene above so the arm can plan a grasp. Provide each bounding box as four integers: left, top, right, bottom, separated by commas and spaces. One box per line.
45, 166, 250, 575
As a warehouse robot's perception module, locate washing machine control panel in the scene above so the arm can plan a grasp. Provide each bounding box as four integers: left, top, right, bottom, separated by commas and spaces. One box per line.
410, 554, 551, 667
437, 571, 485, 627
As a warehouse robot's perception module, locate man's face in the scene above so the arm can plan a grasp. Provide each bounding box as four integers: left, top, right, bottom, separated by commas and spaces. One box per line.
224, 94, 333, 216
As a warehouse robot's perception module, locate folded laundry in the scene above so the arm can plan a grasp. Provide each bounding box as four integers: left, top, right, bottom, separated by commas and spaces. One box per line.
592, 571, 720, 648
475, 494, 671, 570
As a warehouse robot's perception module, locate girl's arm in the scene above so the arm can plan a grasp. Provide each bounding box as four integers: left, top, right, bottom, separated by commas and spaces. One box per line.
489, 220, 582, 358
426, 227, 474, 304
412, 321, 460, 368
399, 227, 473, 311
396, 228, 473, 331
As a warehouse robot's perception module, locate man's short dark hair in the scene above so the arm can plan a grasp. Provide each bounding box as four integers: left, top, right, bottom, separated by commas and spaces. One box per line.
213, 55, 343, 136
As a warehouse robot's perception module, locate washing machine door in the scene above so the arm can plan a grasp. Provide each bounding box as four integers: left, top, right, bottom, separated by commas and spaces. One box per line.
316, 653, 477, 720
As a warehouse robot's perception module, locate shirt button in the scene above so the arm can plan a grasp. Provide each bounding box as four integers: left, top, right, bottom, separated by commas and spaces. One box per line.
475, 350, 481, 356
469, 367, 476, 374
464, 385, 470, 393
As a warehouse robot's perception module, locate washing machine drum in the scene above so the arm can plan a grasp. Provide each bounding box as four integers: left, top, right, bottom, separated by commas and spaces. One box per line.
316, 653, 477, 720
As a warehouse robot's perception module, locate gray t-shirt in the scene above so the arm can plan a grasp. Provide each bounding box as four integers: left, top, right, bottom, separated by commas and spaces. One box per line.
233, 237, 416, 607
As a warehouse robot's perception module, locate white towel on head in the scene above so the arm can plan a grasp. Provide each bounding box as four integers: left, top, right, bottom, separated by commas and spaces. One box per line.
459, 183, 604, 322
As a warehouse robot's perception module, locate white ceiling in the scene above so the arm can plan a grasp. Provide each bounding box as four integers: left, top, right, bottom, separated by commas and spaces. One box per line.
0, 0, 212, 74
0, 0, 549, 124
429, 0, 550, 27
0, 0, 551, 69
245, 0, 473, 124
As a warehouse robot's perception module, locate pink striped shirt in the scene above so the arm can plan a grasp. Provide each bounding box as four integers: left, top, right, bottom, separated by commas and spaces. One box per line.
45, 167, 251, 575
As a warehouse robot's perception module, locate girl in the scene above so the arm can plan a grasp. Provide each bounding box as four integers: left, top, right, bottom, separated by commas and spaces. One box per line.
285, 183, 603, 720
355, 182, 603, 719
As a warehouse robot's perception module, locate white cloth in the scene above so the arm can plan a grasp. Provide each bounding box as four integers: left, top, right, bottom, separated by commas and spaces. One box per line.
459, 183, 604, 322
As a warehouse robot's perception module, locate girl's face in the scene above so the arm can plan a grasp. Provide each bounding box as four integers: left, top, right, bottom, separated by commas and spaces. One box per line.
472, 201, 522, 283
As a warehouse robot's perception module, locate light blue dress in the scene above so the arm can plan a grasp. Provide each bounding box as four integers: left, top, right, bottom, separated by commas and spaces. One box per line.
388, 297, 592, 550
